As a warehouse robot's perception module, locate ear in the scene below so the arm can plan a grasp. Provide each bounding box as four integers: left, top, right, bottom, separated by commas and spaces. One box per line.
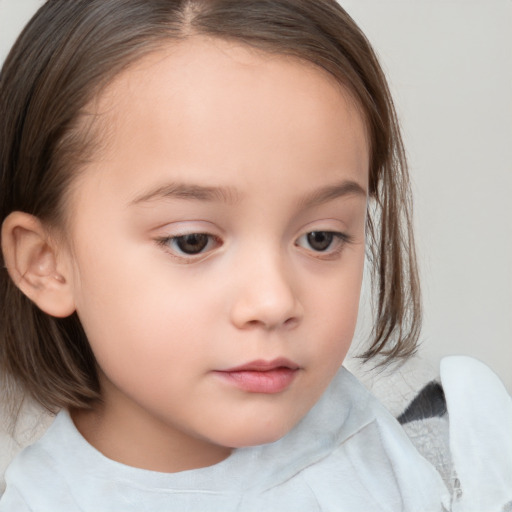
1, 212, 76, 318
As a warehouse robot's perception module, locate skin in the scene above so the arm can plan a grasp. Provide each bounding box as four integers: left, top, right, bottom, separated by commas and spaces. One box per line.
5, 37, 370, 473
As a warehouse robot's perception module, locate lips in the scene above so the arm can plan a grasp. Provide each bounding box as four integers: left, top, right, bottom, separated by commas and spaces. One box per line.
214, 358, 300, 394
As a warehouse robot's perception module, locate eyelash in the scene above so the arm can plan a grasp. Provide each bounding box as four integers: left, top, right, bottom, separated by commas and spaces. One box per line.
295, 231, 353, 259
155, 233, 222, 261
155, 230, 353, 261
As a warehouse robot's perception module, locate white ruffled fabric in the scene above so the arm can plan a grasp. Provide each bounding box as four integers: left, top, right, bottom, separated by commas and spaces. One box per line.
441, 356, 512, 512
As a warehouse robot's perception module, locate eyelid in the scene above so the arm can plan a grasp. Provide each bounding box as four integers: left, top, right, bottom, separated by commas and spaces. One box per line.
155, 230, 223, 262
295, 230, 354, 260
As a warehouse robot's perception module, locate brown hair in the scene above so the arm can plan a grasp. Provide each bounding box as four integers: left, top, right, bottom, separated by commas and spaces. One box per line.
0, 0, 420, 414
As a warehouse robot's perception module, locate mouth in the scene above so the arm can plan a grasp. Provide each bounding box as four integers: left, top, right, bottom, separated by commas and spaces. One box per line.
214, 358, 300, 394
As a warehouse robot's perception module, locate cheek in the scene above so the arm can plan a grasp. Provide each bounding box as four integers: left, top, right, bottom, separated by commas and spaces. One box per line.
75, 283, 210, 411
70, 247, 214, 378
304, 253, 364, 364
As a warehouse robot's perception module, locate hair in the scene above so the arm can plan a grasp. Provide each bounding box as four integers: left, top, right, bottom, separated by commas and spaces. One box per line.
0, 0, 421, 414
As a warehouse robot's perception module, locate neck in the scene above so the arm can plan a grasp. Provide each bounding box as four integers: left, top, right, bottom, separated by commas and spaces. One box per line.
71, 392, 232, 474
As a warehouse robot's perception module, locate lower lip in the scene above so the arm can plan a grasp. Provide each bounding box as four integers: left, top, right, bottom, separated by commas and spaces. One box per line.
215, 368, 299, 394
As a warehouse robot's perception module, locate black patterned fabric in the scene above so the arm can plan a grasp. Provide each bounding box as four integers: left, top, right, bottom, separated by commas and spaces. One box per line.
397, 381, 447, 425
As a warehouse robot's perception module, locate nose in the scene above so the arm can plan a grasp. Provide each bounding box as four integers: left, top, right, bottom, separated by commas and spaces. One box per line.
229, 251, 303, 331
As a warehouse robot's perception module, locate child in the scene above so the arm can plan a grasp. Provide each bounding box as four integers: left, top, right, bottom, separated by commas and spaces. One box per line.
0, 1, 510, 510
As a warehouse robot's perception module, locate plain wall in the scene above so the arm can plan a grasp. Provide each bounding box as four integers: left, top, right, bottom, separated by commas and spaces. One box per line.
1, 0, 511, 391
343, 0, 512, 392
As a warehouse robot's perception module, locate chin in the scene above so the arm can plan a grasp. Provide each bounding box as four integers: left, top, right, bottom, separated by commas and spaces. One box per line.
217, 419, 299, 449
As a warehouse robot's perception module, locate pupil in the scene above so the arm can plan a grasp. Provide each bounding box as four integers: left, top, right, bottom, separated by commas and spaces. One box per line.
177, 234, 208, 254
307, 231, 333, 251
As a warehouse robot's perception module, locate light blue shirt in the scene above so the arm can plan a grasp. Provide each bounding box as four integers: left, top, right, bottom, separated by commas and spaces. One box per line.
1, 357, 510, 511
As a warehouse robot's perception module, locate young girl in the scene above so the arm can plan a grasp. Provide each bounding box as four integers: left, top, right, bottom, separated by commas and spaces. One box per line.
0, 1, 510, 510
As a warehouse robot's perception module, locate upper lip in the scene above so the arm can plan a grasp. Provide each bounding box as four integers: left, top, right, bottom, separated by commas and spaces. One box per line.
220, 358, 300, 372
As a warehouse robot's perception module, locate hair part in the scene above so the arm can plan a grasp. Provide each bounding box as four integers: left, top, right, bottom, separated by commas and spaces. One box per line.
0, 0, 421, 414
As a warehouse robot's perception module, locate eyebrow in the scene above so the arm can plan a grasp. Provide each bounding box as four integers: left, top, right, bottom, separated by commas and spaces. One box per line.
130, 182, 240, 205
130, 178, 367, 207
297, 180, 367, 209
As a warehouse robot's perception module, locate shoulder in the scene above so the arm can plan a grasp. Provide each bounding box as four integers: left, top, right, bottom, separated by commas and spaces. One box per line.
293, 367, 451, 510
0, 399, 54, 495
0, 411, 81, 511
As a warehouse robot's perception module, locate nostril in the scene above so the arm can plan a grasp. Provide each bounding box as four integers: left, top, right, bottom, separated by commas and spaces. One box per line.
241, 316, 299, 331
283, 317, 299, 329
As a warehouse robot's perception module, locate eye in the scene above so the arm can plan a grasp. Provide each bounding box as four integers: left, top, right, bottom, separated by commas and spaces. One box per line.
304, 231, 334, 251
173, 233, 209, 254
295, 231, 351, 254
157, 233, 219, 256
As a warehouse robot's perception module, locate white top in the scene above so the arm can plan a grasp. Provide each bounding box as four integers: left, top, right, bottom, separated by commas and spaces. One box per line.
0, 356, 510, 511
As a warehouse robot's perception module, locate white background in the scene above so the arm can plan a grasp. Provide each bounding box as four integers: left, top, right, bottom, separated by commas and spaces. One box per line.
1, 0, 511, 391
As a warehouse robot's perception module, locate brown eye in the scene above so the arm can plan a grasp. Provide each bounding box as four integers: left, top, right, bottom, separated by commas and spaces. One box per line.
306, 231, 334, 251
174, 234, 210, 254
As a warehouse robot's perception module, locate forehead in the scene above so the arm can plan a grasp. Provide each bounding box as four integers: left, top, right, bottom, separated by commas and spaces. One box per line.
72, 36, 369, 205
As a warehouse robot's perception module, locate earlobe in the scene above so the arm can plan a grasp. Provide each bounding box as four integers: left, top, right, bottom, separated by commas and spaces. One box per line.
1, 212, 76, 318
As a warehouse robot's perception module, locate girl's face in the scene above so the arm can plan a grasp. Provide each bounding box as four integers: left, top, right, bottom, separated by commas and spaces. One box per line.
63, 37, 369, 472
